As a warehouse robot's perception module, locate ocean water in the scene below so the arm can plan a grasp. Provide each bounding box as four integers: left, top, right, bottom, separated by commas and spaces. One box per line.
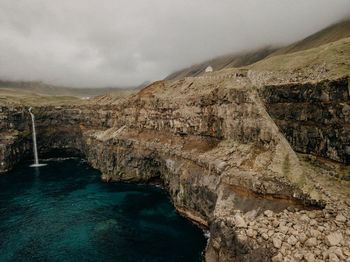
0, 158, 206, 262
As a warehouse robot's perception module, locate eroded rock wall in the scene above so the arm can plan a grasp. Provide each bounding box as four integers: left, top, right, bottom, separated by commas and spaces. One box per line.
0, 106, 31, 172
259, 77, 350, 164
2, 76, 346, 261
0, 105, 115, 172
80, 131, 298, 262
74, 80, 319, 261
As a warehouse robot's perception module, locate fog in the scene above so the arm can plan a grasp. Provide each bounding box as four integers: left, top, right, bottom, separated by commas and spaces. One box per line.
0, 0, 349, 87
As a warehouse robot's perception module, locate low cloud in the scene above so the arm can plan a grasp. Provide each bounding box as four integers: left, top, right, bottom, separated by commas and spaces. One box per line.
0, 0, 349, 87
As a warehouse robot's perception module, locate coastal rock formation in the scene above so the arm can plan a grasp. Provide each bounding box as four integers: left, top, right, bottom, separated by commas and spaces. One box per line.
0, 75, 349, 261
259, 77, 350, 166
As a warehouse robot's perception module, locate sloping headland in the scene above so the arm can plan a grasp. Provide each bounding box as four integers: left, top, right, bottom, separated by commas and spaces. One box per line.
0, 22, 349, 262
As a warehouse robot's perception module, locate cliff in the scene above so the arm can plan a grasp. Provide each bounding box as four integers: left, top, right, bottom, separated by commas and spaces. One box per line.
1, 31, 350, 262
1, 70, 350, 261
260, 77, 350, 166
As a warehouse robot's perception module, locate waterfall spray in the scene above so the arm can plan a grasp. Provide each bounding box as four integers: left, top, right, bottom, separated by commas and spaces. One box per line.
28, 107, 46, 167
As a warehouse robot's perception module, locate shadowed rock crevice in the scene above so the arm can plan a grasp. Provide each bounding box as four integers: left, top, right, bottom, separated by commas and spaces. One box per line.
259, 76, 350, 165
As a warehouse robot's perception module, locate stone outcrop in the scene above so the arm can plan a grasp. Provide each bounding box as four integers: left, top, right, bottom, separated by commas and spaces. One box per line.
259, 77, 350, 166
0, 104, 117, 170
1, 76, 349, 261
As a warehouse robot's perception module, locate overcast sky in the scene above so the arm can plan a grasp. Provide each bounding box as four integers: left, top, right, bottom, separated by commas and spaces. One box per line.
0, 0, 349, 87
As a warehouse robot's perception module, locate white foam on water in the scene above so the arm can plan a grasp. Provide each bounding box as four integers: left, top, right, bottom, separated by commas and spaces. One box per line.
42, 157, 80, 162
30, 163, 48, 167
204, 230, 210, 239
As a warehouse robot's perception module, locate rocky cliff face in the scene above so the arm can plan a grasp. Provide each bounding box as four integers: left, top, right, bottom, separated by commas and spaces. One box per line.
1, 76, 349, 262
259, 77, 350, 166
0, 106, 31, 172
0, 104, 116, 171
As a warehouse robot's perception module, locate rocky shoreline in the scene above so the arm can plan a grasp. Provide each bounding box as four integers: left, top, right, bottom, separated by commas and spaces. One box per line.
0, 75, 349, 261
83, 128, 349, 262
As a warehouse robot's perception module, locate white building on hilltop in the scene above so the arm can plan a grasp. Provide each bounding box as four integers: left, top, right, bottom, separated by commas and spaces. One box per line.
205, 66, 213, 73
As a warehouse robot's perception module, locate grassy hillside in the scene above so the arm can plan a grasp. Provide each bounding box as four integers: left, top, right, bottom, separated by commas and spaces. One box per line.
164, 46, 277, 80
0, 80, 135, 98
248, 36, 350, 79
165, 19, 350, 80
270, 19, 350, 57
0, 88, 82, 106
90, 89, 138, 105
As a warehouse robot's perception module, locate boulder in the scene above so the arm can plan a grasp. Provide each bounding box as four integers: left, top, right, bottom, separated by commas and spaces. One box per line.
329, 253, 339, 262
304, 253, 315, 262
287, 235, 298, 246
264, 210, 273, 217
234, 214, 247, 228
325, 232, 343, 246
305, 237, 317, 247
273, 238, 282, 249
335, 214, 346, 223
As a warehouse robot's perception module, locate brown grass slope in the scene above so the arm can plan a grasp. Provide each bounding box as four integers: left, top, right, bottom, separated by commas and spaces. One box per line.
165, 18, 350, 80
164, 46, 277, 80
0, 87, 82, 106
0, 80, 133, 98
248, 36, 350, 79
270, 18, 350, 57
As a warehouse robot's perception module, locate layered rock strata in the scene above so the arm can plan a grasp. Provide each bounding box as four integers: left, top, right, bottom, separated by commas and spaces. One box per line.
1, 76, 349, 261
259, 77, 350, 166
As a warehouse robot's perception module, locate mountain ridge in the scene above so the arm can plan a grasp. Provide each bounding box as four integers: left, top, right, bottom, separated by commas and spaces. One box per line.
165, 18, 350, 80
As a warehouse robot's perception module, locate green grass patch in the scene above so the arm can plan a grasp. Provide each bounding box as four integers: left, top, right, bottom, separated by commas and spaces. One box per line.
283, 154, 290, 176
248, 37, 350, 79
0, 89, 82, 106
298, 172, 307, 187
219, 140, 231, 146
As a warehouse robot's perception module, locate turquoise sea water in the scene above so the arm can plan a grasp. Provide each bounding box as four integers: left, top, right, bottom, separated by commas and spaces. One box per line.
0, 158, 206, 262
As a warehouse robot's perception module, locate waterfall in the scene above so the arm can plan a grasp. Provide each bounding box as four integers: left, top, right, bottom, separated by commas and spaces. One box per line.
28, 108, 46, 167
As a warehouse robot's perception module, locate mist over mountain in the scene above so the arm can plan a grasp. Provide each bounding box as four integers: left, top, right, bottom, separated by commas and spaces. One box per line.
165, 18, 350, 80
0, 0, 350, 87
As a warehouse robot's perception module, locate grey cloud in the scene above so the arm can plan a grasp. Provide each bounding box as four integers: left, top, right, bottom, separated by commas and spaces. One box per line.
0, 0, 349, 87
